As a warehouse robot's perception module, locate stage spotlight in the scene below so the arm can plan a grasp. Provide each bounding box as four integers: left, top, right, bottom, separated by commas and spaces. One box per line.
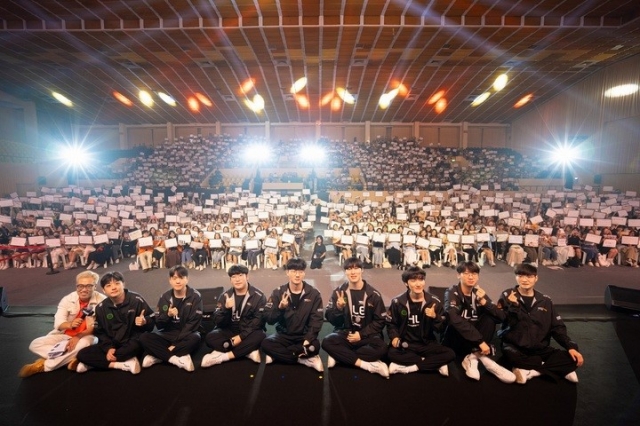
59, 144, 91, 166
157, 92, 177, 106
113, 91, 133, 106
291, 77, 307, 94
299, 145, 325, 163
514, 94, 533, 108
471, 92, 490, 107
604, 84, 639, 98
435, 98, 448, 114
336, 88, 356, 104
139, 90, 154, 107
428, 90, 445, 105
551, 144, 580, 165
331, 97, 342, 111
244, 144, 272, 164
295, 94, 310, 108
187, 96, 200, 112
195, 93, 212, 107
240, 78, 256, 94
52, 92, 73, 107
493, 74, 508, 91
320, 92, 334, 106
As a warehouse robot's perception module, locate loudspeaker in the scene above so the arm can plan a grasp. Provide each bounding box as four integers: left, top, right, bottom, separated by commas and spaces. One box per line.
0, 287, 8, 315
605, 285, 640, 313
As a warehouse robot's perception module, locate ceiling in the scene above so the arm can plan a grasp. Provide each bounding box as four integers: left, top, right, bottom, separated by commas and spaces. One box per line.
0, 0, 639, 126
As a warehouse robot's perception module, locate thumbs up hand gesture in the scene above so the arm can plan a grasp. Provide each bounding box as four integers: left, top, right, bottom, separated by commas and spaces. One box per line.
135, 309, 146, 326
425, 302, 437, 319
225, 293, 235, 310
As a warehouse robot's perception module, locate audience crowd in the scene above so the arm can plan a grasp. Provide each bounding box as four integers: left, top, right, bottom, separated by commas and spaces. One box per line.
0, 136, 638, 272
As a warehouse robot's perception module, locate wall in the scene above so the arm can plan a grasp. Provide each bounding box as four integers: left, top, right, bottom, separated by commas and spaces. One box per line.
510, 54, 640, 187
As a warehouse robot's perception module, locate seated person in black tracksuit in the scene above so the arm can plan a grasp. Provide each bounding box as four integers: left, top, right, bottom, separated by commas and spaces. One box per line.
139, 265, 202, 372
322, 257, 389, 378
76, 271, 155, 374
386, 266, 454, 376
261, 258, 324, 372
442, 262, 516, 383
498, 263, 584, 384
201, 264, 266, 367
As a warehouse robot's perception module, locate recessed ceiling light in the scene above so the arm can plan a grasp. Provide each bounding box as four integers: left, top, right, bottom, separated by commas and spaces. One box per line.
471, 92, 490, 107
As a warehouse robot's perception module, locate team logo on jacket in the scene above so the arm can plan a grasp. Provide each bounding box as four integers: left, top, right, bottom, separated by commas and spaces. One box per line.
106, 313, 114, 320
401, 309, 408, 317
162, 305, 169, 311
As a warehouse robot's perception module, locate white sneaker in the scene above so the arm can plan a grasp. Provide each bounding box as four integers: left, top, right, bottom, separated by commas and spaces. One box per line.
201, 351, 226, 368
246, 350, 261, 364
117, 358, 141, 375
478, 356, 516, 383
264, 355, 273, 364
513, 368, 540, 384
298, 355, 324, 372
565, 371, 579, 383
142, 354, 162, 368
327, 355, 336, 369
76, 362, 89, 373
462, 354, 480, 380
389, 362, 418, 375
361, 360, 389, 378
170, 355, 194, 372
438, 364, 449, 377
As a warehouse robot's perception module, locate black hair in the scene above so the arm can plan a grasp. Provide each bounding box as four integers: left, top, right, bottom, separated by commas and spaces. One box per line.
169, 265, 189, 278
343, 257, 364, 270
456, 261, 481, 274
100, 271, 125, 288
514, 263, 538, 276
285, 258, 307, 271
401, 266, 426, 283
227, 264, 250, 276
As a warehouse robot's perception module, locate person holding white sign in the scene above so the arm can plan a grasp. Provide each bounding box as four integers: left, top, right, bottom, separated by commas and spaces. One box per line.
137, 230, 154, 272
19, 271, 106, 377
619, 229, 639, 267
597, 228, 619, 267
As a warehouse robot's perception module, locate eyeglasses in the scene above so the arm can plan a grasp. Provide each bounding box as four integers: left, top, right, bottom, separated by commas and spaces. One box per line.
76, 284, 95, 290
516, 274, 537, 279
461, 272, 479, 277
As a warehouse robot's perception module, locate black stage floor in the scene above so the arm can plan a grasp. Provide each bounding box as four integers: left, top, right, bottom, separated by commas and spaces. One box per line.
2, 238, 640, 426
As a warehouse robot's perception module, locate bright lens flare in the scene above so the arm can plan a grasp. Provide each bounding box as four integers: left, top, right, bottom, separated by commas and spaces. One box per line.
551, 145, 580, 165
139, 90, 154, 107
291, 77, 307, 94
253, 94, 265, 110
493, 74, 508, 91
113, 91, 133, 106
157, 92, 176, 106
52, 92, 73, 107
58, 145, 90, 166
471, 92, 490, 107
